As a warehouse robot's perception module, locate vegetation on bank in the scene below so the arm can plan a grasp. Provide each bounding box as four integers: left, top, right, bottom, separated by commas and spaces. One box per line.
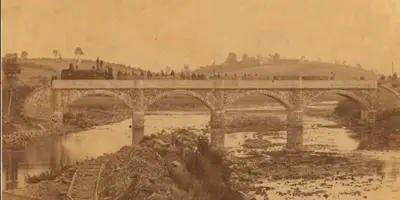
24, 168, 65, 184
333, 99, 400, 150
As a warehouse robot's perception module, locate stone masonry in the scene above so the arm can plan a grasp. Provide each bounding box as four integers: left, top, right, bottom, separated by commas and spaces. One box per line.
46, 80, 379, 150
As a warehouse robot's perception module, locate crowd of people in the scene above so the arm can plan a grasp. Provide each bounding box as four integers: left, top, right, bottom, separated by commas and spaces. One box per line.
115, 70, 340, 81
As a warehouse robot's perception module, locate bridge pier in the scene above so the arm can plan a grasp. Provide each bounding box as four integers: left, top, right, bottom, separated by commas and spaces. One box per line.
210, 110, 226, 148
131, 110, 145, 146
361, 110, 377, 126
286, 110, 304, 150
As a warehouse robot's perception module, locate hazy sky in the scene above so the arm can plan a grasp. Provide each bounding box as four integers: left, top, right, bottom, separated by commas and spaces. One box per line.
2, 0, 400, 73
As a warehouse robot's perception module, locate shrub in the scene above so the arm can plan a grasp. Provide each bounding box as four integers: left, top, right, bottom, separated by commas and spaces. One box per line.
24, 168, 63, 184
333, 100, 361, 119
181, 135, 240, 200
25, 165, 70, 183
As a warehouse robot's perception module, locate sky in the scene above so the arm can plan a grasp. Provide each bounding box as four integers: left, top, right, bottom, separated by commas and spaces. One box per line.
2, 0, 400, 73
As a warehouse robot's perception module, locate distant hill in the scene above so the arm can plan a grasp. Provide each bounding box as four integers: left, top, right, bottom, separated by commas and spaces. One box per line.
11, 57, 382, 87
19, 58, 142, 73
195, 59, 380, 80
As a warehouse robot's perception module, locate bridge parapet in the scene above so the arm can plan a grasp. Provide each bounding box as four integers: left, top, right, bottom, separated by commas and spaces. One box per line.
52, 80, 377, 89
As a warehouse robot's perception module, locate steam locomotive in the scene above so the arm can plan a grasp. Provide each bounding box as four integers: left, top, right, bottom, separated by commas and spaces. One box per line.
60, 58, 114, 80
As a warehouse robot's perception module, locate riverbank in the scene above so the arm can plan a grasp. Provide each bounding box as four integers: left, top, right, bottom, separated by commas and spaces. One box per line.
333, 100, 400, 150
8, 126, 400, 200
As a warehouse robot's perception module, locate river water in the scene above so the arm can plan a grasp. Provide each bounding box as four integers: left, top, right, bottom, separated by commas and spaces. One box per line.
2, 103, 400, 199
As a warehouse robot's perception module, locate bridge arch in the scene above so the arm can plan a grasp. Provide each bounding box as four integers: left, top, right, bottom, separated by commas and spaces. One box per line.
305, 90, 370, 110
225, 90, 293, 110
379, 84, 400, 105
62, 89, 133, 110
23, 86, 52, 120
144, 89, 215, 111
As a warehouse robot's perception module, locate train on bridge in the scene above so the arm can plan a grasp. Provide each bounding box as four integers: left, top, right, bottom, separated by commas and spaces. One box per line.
60, 58, 114, 80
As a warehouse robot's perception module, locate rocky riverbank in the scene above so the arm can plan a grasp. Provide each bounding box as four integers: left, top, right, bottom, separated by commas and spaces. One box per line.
8, 125, 400, 200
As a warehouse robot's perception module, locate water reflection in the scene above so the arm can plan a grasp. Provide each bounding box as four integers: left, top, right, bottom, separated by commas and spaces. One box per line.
2, 136, 63, 190
2, 113, 210, 189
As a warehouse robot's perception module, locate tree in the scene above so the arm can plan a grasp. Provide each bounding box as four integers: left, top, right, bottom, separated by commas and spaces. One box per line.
183, 65, 190, 72
255, 54, 262, 61
210, 61, 217, 67
225, 52, 238, 66
170, 70, 175, 77
240, 53, 250, 67
165, 66, 171, 74
20, 51, 29, 59
52, 49, 59, 58
241, 53, 249, 63
393, 72, 398, 80
74, 47, 84, 60
272, 53, 280, 64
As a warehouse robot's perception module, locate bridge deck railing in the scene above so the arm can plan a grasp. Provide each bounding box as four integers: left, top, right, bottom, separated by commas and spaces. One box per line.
52, 80, 378, 89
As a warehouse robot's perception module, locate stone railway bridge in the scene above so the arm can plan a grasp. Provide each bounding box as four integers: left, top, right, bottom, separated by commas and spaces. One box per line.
47, 79, 379, 150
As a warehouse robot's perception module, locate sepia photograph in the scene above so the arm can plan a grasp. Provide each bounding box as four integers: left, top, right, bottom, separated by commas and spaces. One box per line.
1, 0, 400, 199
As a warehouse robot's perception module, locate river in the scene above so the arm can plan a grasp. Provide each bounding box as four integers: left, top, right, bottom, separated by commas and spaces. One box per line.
2, 103, 400, 198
